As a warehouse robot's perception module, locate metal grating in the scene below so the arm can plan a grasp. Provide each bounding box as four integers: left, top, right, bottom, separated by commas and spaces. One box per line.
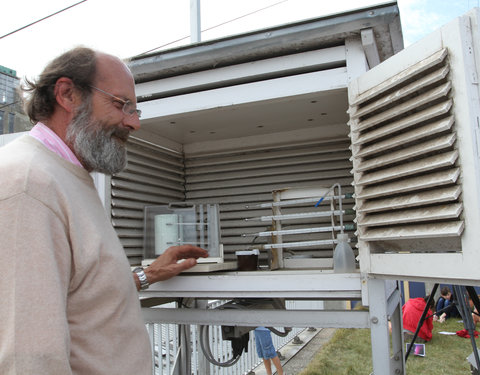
111, 138, 185, 265
348, 48, 464, 251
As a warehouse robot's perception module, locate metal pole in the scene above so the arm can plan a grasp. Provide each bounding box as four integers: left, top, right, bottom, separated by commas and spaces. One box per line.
455, 285, 480, 372
405, 284, 438, 361
190, 0, 201, 43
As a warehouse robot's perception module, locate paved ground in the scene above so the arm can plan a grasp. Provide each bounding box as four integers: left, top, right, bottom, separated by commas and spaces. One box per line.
250, 327, 336, 375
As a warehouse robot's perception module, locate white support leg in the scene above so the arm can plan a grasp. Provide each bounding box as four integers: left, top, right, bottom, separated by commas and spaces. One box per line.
172, 324, 192, 375
368, 278, 405, 375
195, 300, 211, 375
389, 291, 405, 374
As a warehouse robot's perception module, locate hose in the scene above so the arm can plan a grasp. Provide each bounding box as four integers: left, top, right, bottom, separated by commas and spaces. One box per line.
199, 325, 241, 367
198, 299, 292, 366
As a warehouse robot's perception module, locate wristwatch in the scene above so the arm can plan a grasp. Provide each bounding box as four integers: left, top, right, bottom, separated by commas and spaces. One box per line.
133, 267, 149, 290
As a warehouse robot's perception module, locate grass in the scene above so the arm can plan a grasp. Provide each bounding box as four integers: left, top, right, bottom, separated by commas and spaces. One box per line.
299, 318, 479, 375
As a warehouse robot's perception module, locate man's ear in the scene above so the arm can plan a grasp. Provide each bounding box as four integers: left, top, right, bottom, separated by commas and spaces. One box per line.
54, 77, 82, 113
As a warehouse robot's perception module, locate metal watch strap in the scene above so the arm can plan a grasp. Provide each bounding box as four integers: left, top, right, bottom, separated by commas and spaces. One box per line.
133, 267, 149, 290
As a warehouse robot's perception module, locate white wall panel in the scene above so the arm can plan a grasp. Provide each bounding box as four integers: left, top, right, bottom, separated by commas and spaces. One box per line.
111, 138, 185, 265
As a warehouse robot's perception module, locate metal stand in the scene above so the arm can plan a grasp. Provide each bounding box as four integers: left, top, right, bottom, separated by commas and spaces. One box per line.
368, 278, 405, 375
141, 272, 407, 375
454, 285, 480, 373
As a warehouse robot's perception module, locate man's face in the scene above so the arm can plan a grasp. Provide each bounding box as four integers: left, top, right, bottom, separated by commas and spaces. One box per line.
66, 98, 130, 175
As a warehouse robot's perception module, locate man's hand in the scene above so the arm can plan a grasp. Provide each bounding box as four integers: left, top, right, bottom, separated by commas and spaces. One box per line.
144, 245, 208, 285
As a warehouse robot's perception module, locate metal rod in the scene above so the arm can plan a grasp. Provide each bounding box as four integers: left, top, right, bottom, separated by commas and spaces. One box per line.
246, 194, 350, 209
166, 222, 208, 226
335, 183, 344, 233
263, 239, 339, 249
243, 225, 350, 237
246, 210, 347, 222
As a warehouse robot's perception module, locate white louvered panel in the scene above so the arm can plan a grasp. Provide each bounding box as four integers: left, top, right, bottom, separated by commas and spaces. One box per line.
355, 117, 454, 165
123, 162, 184, 185
111, 141, 185, 265
111, 187, 183, 203
187, 170, 351, 192
355, 169, 460, 200
186, 160, 351, 183
112, 218, 143, 228
356, 150, 458, 186
185, 143, 350, 169
357, 132, 456, 172
187, 176, 353, 200
111, 208, 143, 220
184, 139, 355, 260
350, 48, 448, 108
357, 186, 462, 214
112, 179, 183, 197
359, 203, 463, 227
353, 81, 452, 133
353, 64, 449, 119
127, 156, 184, 179
353, 101, 453, 148
111, 198, 152, 210
349, 46, 464, 252
186, 153, 351, 176
361, 222, 464, 241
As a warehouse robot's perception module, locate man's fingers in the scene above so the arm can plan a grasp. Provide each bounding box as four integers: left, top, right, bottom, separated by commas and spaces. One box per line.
169, 245, 208, 259
171, 258, 198, 275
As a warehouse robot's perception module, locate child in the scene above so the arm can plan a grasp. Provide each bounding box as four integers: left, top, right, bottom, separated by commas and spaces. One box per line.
402, 296, 435, 343
254, 327, 285, 375
435, 286, 453, 320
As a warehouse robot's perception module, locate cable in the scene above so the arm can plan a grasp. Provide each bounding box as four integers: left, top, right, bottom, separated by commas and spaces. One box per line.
267, 326, 292, 337
0, 101, 20, 110
199, 325, 242, 367
136, 0, 289, 56
0, 1, 88, 40
199, 302, 248, 367
198, 299, 292, 366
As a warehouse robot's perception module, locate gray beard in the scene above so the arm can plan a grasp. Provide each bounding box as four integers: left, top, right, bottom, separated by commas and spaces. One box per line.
66, 101, 130, 175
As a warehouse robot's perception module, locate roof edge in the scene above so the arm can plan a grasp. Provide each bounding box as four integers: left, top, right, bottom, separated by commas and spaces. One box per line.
129, 1, 402, 83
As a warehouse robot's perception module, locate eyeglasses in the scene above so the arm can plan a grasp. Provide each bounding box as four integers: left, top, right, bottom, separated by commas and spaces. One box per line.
89, 85, 141, 118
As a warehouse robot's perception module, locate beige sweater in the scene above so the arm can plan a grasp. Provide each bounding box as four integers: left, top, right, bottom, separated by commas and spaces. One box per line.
0, 136, 152, 374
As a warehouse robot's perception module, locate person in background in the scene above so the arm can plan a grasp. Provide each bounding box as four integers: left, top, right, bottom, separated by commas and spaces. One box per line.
254, 327, 285, 375
435, 286, 455, 321
469, 296, 480, 327
0, 47, 208, 375
402, 296, 435, 343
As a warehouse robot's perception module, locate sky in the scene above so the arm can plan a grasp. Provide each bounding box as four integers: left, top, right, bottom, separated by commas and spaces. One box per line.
1, 0, 479, 79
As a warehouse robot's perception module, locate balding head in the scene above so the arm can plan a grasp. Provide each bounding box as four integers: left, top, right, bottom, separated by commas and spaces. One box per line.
23, 47, 97, 124
22, 47, 136, 125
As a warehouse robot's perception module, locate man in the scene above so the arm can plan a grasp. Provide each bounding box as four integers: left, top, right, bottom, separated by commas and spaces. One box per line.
0, 47, 208, 375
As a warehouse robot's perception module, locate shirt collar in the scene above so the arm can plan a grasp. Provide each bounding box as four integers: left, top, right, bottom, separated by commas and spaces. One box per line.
29, 122, 84, 168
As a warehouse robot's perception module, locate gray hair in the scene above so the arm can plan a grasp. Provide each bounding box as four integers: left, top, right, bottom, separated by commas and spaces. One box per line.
22, 47, 97, 124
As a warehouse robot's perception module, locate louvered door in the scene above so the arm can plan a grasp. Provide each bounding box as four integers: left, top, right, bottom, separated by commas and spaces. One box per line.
348, 9, 480, 283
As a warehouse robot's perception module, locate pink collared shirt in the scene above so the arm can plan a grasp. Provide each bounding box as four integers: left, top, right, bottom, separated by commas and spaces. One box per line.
29, 122, 84, 168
